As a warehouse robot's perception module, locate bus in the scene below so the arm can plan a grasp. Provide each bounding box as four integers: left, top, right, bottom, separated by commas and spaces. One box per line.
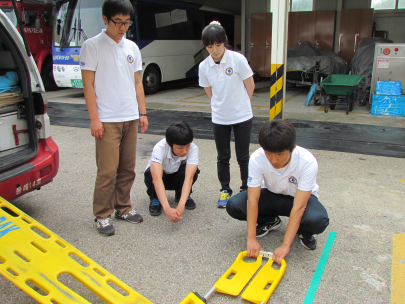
52, 0, 234, 94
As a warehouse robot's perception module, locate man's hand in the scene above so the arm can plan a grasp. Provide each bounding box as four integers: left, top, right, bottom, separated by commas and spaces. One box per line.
164, 207, 182, 223
176, 203, 185, 217
272, 243, 290, 264
247, 236, 263, 257
139, 116, 148, 134
90, 118, 104, 139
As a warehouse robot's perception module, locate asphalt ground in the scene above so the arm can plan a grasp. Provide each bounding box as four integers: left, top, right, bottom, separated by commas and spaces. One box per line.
1, 85, 405, 303
47, 102, 405, 158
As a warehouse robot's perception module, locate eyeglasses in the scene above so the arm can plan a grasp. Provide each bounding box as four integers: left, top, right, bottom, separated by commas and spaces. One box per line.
109, 19, 133, 27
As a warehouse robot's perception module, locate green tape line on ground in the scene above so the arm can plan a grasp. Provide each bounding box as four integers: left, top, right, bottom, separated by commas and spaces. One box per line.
303, 231, 336, 304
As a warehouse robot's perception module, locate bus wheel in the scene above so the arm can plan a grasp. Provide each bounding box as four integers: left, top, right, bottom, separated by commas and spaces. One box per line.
143, 66, 160, 95
41, 58, 58, 91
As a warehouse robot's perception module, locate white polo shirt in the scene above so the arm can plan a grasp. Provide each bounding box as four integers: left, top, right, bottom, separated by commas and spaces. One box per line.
198, 49, 253, 125
80, 30, 142, 122
145, 139, 199, 174
248, 146, 319, 198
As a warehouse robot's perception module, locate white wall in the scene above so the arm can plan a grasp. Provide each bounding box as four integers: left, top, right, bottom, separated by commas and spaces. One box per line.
374, 12, 405, 43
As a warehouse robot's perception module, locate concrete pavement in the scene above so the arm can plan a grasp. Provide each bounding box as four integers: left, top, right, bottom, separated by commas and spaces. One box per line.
1, 84, 404, 303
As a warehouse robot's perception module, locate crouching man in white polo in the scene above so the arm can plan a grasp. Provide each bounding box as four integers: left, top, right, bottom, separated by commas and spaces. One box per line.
226, 120, 329, 264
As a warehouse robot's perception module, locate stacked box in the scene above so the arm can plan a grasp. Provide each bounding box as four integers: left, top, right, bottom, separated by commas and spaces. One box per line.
376, 81, 402, 95
370, 95, 405, 117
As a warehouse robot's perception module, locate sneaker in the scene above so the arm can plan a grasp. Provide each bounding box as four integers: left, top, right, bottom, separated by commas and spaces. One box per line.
115, 209, 143, 223
217, 190, 230, 208
95, 218, 115, 236
175, 196, 196, 210
256, 216, 282, 238
184, 197, 196, 210
149, 198, 162, 216
298, 234, 317, 250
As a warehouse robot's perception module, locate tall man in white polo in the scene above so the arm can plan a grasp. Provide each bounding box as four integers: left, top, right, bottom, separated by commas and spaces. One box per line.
226, 120, 329, 263
80, 0, 148, 236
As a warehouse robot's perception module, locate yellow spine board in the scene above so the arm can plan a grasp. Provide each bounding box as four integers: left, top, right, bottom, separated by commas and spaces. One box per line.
241, 258, 287, 304
213, 251, 262, 296
0, 197, 152, 304
391, 234, 405, 303
179, 292, 206, 304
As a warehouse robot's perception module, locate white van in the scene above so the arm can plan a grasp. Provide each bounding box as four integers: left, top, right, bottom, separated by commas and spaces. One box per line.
0, 8, 59, 201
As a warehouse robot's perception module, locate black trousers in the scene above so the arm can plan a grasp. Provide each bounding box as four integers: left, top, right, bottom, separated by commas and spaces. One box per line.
144, 163, 200, 200
226, 189, 329, 238
212, 119, 252, 195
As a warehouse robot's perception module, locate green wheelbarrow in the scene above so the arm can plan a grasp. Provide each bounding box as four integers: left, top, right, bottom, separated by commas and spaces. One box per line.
320, 74, 363, 115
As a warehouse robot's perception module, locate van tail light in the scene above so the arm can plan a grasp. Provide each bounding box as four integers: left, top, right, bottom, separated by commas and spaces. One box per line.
33, 92, 48, 114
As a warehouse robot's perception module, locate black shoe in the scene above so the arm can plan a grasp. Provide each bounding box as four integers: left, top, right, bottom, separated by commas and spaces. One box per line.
185, 197, 196, 210
175, 196, 196, 210
256, 216, 282, 238
298, 234, 317, 250
149, 198, 162, 216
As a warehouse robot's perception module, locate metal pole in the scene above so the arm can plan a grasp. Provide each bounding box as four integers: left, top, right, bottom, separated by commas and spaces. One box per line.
204, 286, 216, 301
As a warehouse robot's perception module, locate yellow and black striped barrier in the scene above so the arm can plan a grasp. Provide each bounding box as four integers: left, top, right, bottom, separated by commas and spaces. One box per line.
270, 63, 284, 120
269, 0, 288, 121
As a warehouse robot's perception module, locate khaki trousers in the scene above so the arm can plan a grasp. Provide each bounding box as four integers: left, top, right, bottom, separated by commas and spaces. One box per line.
93, 120, 138, 219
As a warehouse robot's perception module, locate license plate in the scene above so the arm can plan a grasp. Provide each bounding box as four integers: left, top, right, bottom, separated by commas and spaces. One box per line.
71, 79, 83, 88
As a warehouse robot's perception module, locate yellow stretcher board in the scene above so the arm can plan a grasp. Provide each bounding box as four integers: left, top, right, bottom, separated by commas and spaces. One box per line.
214, 251, 262, 296
0, 197, 152, 304
179, 292, 206, 304
181, 251, 286, 304
241, 257, 287, 303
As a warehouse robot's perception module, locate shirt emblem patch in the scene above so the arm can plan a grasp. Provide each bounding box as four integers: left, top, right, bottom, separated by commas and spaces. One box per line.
248, 176, 252, 183
80, 61, 85, 66
225, 67, 233, 75
127, 55, 134, 63
289, 176, 297, 185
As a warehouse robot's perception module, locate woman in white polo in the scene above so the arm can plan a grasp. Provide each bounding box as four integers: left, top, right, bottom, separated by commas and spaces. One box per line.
198, 21, 255, 208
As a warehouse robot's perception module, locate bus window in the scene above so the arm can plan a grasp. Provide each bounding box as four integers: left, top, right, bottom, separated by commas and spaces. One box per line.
137, 2, 203, 40
54, 0, 104, 48
126, 22, 136, 40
